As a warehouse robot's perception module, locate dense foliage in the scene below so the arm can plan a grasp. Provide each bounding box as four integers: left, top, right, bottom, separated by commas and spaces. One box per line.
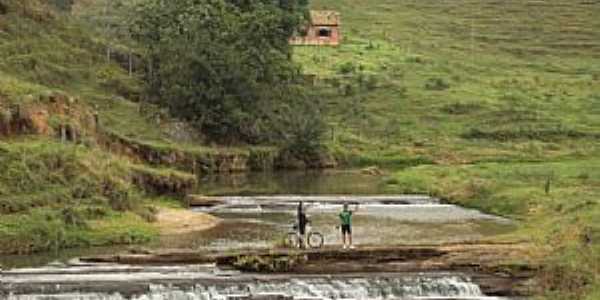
132, 0, 322, 146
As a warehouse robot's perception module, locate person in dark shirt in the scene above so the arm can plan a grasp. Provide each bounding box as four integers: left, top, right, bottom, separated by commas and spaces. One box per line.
297, 201, 308, 248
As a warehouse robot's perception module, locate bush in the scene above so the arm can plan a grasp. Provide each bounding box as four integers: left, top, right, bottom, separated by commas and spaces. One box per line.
61, 207, 88, 228
462, 126, 594, 142
405, 55, 426, 64
385, 177, 400, 185
0, 107, 11, 124
424, 77, 450, 91
136, 205, 158, 223
49, 0, 74, 12
338, 62, 356, 75
441, 102, 482, 115
102, 180, 136, 212
364, 75, 379, 91
83, 205, 109, 220
343, 84, 356, 96
232, 254, 307, 273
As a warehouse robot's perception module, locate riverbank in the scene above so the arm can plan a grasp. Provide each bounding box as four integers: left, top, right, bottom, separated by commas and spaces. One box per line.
387, 160, 600, 299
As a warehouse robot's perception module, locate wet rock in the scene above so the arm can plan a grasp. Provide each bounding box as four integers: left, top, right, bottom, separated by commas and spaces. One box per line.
186, 195, 227, 207
250, 293, 293, 300
75, 244, 537, 297
46, 260, 66, 268
361, 166, 383, 176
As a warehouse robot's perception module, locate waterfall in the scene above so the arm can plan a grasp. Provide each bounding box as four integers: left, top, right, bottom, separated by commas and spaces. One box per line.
5, 274, 510, 300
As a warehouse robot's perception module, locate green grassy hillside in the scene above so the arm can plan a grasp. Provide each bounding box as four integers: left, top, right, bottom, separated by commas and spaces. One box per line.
0, 138, 165, 254
0, 0, 202, 254
296, 1, 600, 298
298, 0, 600, 165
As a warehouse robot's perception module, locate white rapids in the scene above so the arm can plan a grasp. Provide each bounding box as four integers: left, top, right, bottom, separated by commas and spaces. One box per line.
2, 264, 512, 300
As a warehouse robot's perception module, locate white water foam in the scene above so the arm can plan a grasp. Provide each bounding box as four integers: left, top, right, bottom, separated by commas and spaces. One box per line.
4, 275, 511, 300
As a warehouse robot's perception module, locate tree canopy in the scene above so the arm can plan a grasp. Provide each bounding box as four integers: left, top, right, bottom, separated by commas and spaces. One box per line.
132, 0, 320, 146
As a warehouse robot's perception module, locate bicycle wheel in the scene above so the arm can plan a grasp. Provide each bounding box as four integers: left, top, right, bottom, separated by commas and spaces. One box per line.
307, 232, 324, 248
285, 232, 299, 248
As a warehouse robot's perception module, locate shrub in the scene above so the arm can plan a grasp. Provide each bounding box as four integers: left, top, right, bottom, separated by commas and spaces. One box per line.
232, 254, 307, 272
102, 180, 136, 211
343, 84, 356, 96
338, 62, 356, 75
405, 55, 426, 64
441, 102, 482, 115
462, 126, 594, 142
385, 177, 399, 185
364, 75, 379, 91
49, 0, 74, 12
83, 205, 109, 220
396, 86, 408, 97
61, 207, 88, 228
0, 108, 12, 132
424, 77, 450, 91
136, 205, 158, 223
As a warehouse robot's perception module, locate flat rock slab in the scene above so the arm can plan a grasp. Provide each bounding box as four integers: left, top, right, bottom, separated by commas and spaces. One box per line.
73, 243, 537, 297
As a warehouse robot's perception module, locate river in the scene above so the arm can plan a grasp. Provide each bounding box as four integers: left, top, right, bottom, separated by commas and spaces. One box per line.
0, 170, 525, 300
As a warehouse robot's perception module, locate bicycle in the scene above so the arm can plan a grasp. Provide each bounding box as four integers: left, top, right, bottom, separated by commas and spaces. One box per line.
285, 223, 324, 249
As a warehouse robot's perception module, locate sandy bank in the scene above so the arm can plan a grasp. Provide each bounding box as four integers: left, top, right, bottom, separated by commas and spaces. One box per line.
155, 208, 220, 235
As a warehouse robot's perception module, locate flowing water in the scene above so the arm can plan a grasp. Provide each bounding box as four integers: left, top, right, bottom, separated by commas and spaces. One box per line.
1, 170, 522, 299
1, 264, 511, 300
176, 194, 515, 250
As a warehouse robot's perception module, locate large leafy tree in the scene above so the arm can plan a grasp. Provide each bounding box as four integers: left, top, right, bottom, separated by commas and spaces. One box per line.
132, 0, 317, 144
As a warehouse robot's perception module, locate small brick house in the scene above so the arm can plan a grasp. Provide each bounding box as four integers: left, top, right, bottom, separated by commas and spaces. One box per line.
290, 10, 341, 46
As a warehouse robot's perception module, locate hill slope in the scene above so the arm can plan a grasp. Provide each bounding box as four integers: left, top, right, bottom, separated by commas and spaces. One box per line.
297, 1, 600, 298
0, 0, 213, 255
299, 0, 600, 165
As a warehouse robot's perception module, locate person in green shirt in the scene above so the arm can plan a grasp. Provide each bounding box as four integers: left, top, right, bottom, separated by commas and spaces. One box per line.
339, 202, 358, 249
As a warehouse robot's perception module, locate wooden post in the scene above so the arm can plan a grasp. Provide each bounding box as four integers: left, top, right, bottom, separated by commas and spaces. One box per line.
60, 125, 67, 143
331, 126, 336, 143
129, 51, 133, 77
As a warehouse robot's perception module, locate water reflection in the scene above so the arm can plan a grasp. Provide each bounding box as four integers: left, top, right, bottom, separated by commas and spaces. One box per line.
197, 170, 392, 196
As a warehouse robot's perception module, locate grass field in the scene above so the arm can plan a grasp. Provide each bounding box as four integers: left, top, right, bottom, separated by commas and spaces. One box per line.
296, 1, 600, 298
297, 0, 600, 165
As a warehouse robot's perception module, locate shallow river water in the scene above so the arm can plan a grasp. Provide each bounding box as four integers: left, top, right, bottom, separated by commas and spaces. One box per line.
1, 170, 521, 300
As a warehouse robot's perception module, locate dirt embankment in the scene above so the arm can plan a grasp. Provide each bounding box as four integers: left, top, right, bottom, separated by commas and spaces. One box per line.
0, 92, 96, 140
1, 91, 337, 177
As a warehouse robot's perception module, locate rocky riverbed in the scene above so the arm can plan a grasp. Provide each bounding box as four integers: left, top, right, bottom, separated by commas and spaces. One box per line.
1, 193, 539, 299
